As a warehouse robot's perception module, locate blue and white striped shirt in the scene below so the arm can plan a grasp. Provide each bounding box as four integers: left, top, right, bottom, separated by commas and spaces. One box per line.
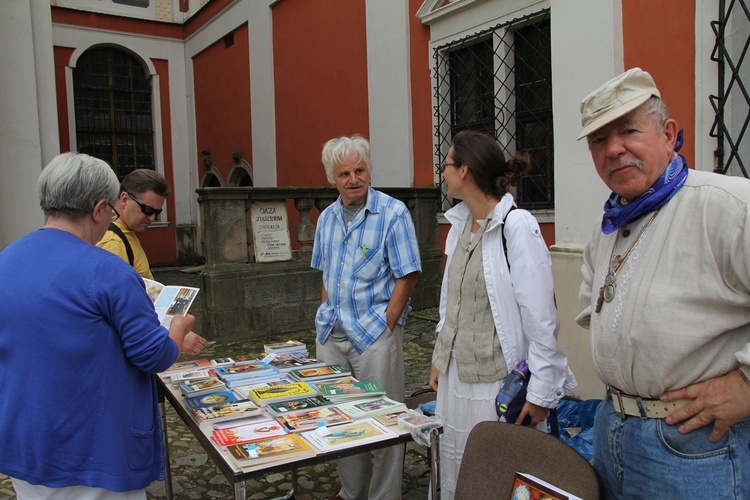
311, 187, 422, 353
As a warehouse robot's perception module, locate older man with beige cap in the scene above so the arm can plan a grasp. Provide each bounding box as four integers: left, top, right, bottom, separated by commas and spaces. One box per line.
576, 68, 750, 498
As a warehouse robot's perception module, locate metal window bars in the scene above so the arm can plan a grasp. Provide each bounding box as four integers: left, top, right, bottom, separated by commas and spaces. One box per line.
433, 9, 553, 211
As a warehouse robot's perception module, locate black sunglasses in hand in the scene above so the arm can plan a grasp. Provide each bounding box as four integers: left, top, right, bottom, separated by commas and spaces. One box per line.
127, 193, 163, 217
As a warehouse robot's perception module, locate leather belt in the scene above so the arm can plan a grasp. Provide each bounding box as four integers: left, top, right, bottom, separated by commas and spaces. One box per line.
609, 386, 690, 419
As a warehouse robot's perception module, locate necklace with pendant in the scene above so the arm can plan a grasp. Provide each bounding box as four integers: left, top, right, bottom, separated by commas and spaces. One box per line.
595, 210, 659, 313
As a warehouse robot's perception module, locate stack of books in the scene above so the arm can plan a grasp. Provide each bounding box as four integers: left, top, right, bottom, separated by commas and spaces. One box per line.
265, 395, 336, 418
184, 389, 243, 410
267, 353, 327, 379
179, 377, 226, 397
226, 434, 315, 468
216, 362, 279, 389
278, 406, 353, 433
160, 358, 213, 380
299, 418, 398, 453
313, 379, 385, 403
247, 381, 318, 406
287, 364, 352, 383
211, 417, 289, 446
264, 340, 308, 357
191, 400, 264, 424
334, 396, 407, 421
168, 367, 216, 386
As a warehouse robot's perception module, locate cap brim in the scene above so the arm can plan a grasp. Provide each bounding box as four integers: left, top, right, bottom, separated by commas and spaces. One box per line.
576, 93, 652, 141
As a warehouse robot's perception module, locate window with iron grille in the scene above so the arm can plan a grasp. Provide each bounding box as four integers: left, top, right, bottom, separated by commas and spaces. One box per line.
434, 10, 552, 212
73, 47, 155, 180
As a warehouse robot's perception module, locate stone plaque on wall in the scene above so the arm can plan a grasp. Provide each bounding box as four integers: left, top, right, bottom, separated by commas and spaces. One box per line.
249, 200, 292, 263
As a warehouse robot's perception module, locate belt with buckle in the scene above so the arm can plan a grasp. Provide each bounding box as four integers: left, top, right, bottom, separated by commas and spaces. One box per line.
608, 386, 691, 419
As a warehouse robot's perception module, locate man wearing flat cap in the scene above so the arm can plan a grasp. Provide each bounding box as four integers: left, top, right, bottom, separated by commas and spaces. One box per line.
576, 68, 750, 498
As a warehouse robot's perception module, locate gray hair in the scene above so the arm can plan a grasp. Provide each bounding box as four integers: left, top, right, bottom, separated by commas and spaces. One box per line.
38, 152, 120, 220
643, 95, 671, 129
321, 135, 372, 184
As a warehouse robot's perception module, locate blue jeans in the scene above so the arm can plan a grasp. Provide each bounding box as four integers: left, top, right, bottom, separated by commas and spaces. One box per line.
593, 398, 750, 499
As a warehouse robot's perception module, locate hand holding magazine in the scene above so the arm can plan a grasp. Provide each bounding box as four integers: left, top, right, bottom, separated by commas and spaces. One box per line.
143, 278, 199, 328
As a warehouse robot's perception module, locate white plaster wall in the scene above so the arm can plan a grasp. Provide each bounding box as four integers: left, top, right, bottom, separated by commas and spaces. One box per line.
366, 0, 414, 187
0, 0, 55, 247
548, 0, 625, 399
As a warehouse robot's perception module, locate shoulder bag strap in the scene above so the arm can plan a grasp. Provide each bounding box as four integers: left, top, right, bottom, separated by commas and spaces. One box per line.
108, 222, 134, 267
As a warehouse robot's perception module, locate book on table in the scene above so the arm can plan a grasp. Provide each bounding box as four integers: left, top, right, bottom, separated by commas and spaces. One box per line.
510, 472, 583, 500
263, 340, 308, 355
248, 381, 318, 406
185, 389, 243, 410
168, 368, 216, 385
373, 410, 409, 426
314, 380, 385, 401
179, 377, 226, 397
191, 400, 264, 424
279, 406, 353, 433
211, 418, 288, 446
161, 358, 213, 378
226, 433, 315, 468
299, 417, 399, 453
265, 395, 335, 417
287, 364, 352, 382
142, 277, 199, 328
335, 396, 407, 419
267, 353, 327, 378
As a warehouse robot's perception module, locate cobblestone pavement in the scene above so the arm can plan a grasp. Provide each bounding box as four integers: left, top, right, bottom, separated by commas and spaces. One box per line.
0, 267, 438, 500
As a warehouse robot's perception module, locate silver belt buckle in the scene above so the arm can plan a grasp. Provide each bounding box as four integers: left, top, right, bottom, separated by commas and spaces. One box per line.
609, 386, 627, 419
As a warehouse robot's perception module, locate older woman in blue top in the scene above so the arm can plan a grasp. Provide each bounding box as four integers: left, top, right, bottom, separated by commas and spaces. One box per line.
0, 153, 195, 499
429, 130, 576, 500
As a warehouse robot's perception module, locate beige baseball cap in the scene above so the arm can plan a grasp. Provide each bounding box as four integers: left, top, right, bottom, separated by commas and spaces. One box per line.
577, 67, 661, 140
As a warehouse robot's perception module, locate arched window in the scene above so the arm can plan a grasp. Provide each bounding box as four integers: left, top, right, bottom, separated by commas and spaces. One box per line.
73, 46, 155, 180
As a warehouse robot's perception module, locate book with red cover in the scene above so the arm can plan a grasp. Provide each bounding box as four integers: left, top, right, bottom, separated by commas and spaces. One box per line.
212, 418, 288, 446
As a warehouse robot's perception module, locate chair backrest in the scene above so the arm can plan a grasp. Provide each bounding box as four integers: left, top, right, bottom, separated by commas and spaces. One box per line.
454, 421, 600, 500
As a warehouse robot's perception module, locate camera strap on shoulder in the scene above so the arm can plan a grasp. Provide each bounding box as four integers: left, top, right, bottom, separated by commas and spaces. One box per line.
501, 206, 517, 271
108, 222, 134, 267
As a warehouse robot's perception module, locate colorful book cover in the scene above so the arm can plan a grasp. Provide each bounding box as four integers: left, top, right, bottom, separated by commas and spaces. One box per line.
248, 382, 317, 404
336, 396, 406, 419
288, 364, 351, 381
511, 472, 582, 500
161, 358, 213, 376
266, 395, 335, 416
184, 390, 242, 410
264, 340, 306, 353
212, 418, 288, 446
191, 400, 263, 423
280, 406, 353, 432
216, 362, 273, 378
315, 380, 384, 398
299, 418, 398, 453
226, 433, 314, 466
373, 410, 409, 426
179, 377, 226, 396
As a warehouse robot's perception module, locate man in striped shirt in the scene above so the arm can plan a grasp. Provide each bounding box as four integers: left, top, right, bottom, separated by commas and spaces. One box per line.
312, 135, 421, 500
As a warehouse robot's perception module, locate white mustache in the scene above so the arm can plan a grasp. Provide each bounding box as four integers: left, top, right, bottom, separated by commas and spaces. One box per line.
606, 158, 643, 175
346, 182, 364, 188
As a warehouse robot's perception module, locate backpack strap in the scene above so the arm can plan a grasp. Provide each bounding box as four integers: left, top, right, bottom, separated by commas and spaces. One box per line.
108, 222, 134, 267
501, 206, 517, 271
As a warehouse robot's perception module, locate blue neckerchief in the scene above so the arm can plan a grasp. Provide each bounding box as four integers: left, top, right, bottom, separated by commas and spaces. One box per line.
601, 130, 688, 234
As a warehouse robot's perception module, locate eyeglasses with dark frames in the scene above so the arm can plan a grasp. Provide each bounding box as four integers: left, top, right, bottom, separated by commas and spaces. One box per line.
439, 161, 461, 173
127, 193, 163, 217
107, 202, 120, 222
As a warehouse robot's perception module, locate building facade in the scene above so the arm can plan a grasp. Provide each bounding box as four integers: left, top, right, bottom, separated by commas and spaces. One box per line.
2, 0, 745, 397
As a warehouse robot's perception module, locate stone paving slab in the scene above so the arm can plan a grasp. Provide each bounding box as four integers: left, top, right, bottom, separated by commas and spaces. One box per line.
0, 267, 438, 499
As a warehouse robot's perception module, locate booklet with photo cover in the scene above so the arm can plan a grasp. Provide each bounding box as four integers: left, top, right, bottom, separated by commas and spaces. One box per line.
279, 406, 353, 433
248, 382, 318, 405
510, 472, 582, 500
226, 433, 315, 468
191, 400, 264, 424
211, 418, 288, 446
299, 417, 398, 453
266, 395, 335, 417
143, 278, 199, 328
